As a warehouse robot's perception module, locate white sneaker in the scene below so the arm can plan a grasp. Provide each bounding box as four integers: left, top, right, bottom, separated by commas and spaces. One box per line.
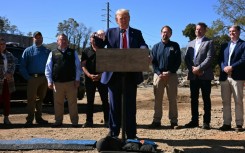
4, 116, 12, 124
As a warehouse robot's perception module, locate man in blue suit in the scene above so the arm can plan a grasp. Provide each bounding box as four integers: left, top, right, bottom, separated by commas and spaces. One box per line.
219, 25, 245, 132
100, 8, 148, 139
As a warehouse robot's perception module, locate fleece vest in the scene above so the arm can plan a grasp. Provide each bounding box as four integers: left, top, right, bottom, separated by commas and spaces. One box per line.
52, 48, 76, 82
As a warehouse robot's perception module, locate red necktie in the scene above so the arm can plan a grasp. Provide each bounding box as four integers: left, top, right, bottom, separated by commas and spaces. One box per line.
122, 30, 127, 48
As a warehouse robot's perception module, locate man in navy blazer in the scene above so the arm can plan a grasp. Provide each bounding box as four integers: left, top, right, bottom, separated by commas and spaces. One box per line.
100, 8, 148, 139
184, 22, 215, 130
219, 25, 245, 132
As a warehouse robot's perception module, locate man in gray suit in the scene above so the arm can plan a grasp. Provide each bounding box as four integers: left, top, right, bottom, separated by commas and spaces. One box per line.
184, 22, 215, 129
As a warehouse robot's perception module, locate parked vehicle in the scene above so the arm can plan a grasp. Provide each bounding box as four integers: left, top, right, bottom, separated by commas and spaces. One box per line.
6, 43, 86, 103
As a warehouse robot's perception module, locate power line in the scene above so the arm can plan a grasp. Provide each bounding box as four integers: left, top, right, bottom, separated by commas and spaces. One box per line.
101, 2, 111, 29
100, 2, 159, 47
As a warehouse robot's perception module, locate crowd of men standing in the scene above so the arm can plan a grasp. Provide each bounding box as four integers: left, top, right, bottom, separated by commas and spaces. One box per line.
0, 8, 244, 140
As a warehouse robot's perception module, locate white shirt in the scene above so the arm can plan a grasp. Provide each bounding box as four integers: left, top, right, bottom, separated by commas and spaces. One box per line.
194, 37, 203, 62
228, 41, 237, 66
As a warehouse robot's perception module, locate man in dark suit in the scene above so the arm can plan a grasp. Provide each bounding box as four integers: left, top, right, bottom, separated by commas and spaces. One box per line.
100, 8, 148, 139
218, 25, 245, 132
184, 22, 215, 130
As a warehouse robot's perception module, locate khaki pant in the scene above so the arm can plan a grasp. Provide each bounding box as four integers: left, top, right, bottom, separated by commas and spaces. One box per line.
221, 78, 244, 126
53, 81, 78, 125
26, 76, 48, 122
153, 73, 178, 124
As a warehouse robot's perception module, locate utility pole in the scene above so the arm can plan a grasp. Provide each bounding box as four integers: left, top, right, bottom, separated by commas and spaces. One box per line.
106, 2, 110, 29
102, 2, 111, 29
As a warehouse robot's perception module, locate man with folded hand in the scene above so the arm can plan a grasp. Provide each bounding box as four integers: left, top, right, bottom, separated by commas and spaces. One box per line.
81, 30, 109, 128
20, 31, 50, 125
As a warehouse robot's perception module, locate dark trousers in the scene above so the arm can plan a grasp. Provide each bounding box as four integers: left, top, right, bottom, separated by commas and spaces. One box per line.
190, 80, 211, 124
107, 72, 137, 139
85, 78, 109, 122
0, 80, 10, 116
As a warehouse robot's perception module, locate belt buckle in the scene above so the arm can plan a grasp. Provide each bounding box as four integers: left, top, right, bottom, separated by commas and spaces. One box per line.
34, 74, 38, 78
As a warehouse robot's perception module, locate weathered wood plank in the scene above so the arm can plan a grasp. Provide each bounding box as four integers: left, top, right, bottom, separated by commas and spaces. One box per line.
96, 48, 150, 72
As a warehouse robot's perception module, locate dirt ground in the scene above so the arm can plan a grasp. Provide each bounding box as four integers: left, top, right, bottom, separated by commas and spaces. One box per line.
0, 85, 245, 153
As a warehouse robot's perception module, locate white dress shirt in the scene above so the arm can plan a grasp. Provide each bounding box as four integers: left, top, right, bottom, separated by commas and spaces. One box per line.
194, 37, 203, 62
228, 41, 237, 66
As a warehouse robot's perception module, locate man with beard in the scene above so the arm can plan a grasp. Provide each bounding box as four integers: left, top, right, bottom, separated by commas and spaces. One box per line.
20, 31, 50, 125
149, 25, 181, 129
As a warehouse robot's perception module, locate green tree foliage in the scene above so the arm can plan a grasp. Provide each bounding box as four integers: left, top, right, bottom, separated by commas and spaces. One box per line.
207, 0, 245, 75
182, 23, 196, 41
0, 16, 21, 34
210, 35, 230, 72
205, 21, 230, 71
57, 18, 79, 43
215, 0, 245, 32
0, 17, 11, 33
179, 47, 187, 71
206, 20, 227, 37
57, 18, 92, 53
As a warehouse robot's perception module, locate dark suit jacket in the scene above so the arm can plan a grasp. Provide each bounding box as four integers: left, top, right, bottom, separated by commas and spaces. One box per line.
101, 27, 148, 85
185, 37, 215, 80
219, 39, 245, 81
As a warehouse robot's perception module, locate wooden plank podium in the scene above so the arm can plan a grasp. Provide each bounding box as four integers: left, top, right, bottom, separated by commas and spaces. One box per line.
96, 48, 149, 72
96, 48, 149, 141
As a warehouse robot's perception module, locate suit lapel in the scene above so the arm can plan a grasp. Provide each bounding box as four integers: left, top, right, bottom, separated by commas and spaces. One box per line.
189, 40, 195, 60
129, 27, 133, 47
115, 28, 120, 48
225, 42, 230, 62
232, 39, 242, 57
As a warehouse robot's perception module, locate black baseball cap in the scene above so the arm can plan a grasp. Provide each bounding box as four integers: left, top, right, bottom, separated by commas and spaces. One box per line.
33, 31, 42, 37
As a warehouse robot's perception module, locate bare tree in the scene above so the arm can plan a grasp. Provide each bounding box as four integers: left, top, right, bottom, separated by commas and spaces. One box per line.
0, 16, 22, 35
215, 0, 245, 32
27, 32, 33, 37
57, 18, 92, 53
82, 28, 92, 50
57, 18, 79, 42
0, 17, 10, 33
75, 23, 92, 54
9, 25, 18, 34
